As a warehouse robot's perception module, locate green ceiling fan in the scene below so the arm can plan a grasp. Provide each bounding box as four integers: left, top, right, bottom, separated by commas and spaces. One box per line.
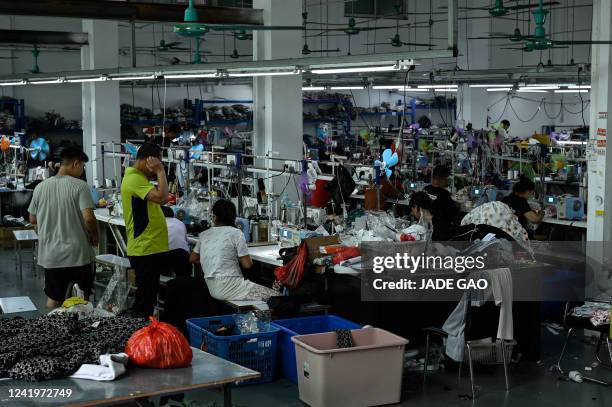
442, 0, 560, 17
30, 46, 40, 74
501, 0, 612, 52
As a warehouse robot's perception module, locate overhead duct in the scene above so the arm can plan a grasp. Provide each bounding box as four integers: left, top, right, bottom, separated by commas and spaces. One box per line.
0, 30, 88, 46
0, 0, 263, 25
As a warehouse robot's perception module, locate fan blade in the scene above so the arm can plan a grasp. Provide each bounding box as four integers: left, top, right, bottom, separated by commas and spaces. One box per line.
508, 1, 560, 11
165, 42, 182, 47
553, 40, 612, 45
387, 153, 399, 168
169, 46, 190, 50
209, 25, 303, 31
385, 168, 392, 179
440, 6, 489, 10
402, 42, 435, 47
468, 36, 512, 40
382, 149, 393, 163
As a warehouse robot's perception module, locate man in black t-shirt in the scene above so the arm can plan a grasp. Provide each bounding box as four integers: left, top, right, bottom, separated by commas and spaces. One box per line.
423, 165, 459, 241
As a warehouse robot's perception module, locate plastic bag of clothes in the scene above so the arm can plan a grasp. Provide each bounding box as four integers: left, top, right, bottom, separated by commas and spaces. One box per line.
125, 317, 193, 369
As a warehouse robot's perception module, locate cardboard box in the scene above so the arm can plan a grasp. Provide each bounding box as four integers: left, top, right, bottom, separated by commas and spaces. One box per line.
304, 235, 339, 274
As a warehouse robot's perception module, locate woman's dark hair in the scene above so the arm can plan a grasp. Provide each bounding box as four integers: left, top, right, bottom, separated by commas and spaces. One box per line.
512, 176, 535, 194
501, 119, 511, 128
167, 123, 182, 135
161, 206, 175, 218
409, 191, 433, 212
212, 199, 237, 227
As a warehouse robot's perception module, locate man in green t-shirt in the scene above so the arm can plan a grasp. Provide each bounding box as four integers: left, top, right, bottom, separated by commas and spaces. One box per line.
121, 143, 170, 317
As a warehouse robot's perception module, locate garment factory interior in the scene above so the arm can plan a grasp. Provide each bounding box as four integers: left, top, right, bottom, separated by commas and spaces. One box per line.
0, 0, 611, 406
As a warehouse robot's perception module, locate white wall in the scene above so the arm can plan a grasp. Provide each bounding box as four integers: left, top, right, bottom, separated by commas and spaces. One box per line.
486, 92, 590, 137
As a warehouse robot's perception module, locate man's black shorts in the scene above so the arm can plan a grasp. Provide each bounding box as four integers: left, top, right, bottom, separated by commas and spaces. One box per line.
44, 264, 94, 302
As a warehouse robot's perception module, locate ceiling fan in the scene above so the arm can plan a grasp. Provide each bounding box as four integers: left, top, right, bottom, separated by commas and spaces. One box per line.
499, 0, 612, 52
442, 0, 561, 17
300, 13, 341, 55
362, 5, 434, 48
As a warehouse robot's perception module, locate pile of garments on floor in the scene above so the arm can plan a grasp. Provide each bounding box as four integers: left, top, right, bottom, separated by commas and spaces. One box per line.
0, 313, 148, 381
571, 302, 611, 326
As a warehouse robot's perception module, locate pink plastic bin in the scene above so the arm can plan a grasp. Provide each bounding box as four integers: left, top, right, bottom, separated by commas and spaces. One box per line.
291, 328, 408, 407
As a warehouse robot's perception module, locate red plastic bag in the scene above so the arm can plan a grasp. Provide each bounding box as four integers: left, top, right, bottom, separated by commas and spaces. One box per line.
332, 247, 361, 265
274, 242, 308, 289
125, 317, 193, 369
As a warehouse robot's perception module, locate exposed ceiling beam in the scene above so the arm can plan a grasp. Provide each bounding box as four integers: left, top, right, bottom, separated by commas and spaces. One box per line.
0, 0, 263, 25
0, 29, 88, 45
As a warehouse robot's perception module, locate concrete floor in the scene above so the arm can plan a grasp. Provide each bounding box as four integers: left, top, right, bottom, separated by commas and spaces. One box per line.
1, 248, 611, 407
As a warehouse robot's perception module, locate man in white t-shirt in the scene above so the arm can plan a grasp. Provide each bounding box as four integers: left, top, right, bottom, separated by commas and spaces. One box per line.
161, 206, 191, 276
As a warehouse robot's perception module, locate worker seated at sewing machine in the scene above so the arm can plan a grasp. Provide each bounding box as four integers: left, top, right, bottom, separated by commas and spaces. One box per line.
501, 176, 544, 235
189, 199, 280, 301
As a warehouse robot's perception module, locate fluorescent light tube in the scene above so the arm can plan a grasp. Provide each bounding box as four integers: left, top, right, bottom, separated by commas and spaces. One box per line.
229, 71, 296, 77
302, 87, 326, 91
30, 79, 62, 84
330, 86, 364, 90
111, 75, 156, 81
555, 89, 589, 93
434, 88, 457, 92
372, 86, 428, 91
517, 89, 548, 93
522, 86, 559, 90
487, 88, 512, 92
164, 73, 217, 79
418, 84, 458, 89
556, 140, 587, 145
568, 85, 591, 89
312, 66, 398, 74
470, 84, 513, 88
0, 80, 26, 86
65, 77, 108, 83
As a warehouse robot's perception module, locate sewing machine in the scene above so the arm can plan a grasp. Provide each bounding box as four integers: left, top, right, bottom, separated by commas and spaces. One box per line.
279, 226, 305, 247
556, 196, 585, 220
307, 207, 327, 225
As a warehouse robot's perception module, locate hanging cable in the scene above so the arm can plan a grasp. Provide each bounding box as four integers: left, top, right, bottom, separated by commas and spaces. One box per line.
508, 98, 543, 123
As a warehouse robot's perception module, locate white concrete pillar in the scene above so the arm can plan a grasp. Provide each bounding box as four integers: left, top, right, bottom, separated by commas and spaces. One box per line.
457, 15, 490, 130
81, 20, 120, 186
586, 0, 612, 298
460, 86, 488, 130
252, 0, 303, 196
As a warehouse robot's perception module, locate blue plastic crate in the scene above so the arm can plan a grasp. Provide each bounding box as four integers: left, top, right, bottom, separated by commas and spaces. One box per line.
271, 315, 361, 383
186, 315, 279, 385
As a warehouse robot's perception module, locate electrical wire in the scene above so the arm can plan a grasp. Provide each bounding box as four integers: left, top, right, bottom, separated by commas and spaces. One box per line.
508, 98, 543, 123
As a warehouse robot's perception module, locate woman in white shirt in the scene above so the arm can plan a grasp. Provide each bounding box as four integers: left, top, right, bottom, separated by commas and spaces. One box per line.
189, 199, 279, 301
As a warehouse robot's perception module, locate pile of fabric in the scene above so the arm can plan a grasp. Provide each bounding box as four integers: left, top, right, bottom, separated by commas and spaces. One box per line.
0, 314, 148, 381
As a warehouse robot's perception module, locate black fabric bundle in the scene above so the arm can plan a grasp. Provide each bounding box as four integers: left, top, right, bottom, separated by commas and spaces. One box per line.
0, 313, 148, 381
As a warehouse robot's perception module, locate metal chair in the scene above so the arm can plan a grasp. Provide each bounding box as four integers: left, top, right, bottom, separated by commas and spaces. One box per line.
423, 299, 516, 400
553, 300, 612, 374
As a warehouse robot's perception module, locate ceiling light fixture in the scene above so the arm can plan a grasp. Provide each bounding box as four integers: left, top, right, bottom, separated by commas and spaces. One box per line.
434, 88, 457, 92
302, 86, 326, 91
330, 86, 365, 90
30, 79, 63, 85
486, 88, 512, 92
110, 75, 156, 81
372, 85, 428, 91
65, 76, 109, 83
164, 73, 217, 79
470, 84, 513, 88
229, 71, 297, 77
517, 88, 549, 93
568, 85, 591, 89
0, 80, 26, 86
312, 65, 399, 75
555, 89, 589, 93
418, 84, 457, 89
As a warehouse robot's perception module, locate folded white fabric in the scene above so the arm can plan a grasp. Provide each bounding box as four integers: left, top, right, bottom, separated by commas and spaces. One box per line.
70, 353, 129, 381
